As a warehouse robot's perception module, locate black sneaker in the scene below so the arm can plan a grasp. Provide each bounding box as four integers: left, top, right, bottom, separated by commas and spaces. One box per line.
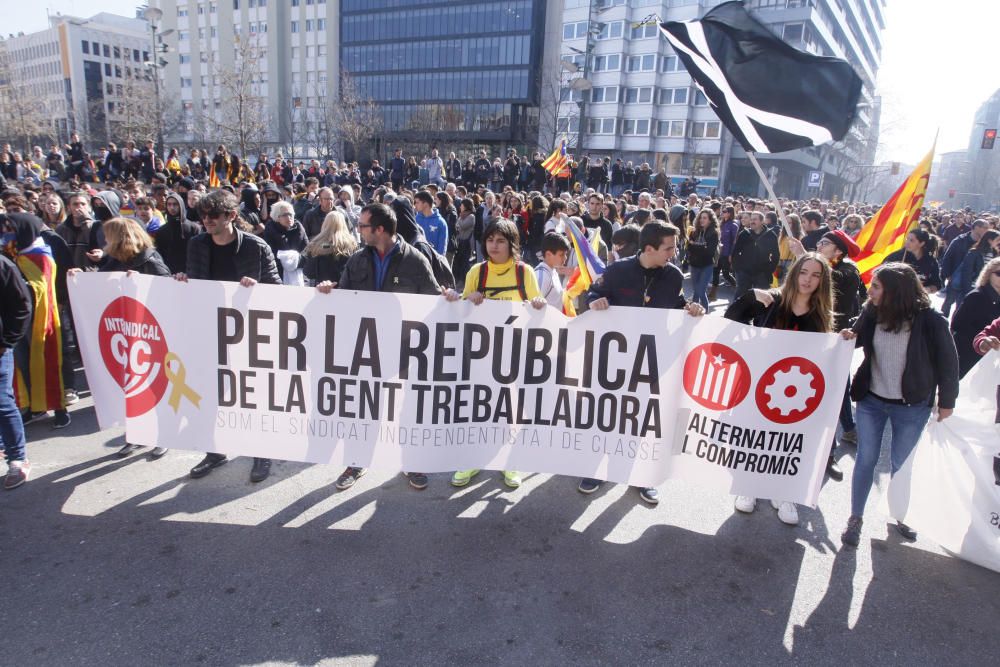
149, 447, 168, 460
826, 455, 844, 482
190, 453, 228, 478
250, 457, 271, 483
894, 521, 917, 541
116, 443, 143, 458
638, 487, 660, 505
577, 478, 603, 494
841, 515, 863, 548
335, 467, 366, 490
406, 472, 429, 490
52, 410, 71, 429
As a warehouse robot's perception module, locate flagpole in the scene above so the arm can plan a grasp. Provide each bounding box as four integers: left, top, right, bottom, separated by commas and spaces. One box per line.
746, 151, 794, 239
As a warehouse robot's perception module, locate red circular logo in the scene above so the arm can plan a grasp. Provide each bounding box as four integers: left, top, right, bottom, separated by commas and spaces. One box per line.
755, 357, 825, 424
98, 297, 170, 418
682, 343, 751, 411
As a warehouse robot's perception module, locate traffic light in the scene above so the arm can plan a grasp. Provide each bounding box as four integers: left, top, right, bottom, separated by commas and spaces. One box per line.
983, 128, 997, 149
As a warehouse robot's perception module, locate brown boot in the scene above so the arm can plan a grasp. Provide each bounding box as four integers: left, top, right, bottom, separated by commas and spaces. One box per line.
708, 285, 718, 301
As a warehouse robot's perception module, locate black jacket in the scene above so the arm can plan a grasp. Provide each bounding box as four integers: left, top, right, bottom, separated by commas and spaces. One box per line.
338, 240, 440, 295
303, 252, 351, 285
724, 291, 826, 332
0, 254, 31, 351
940, 231, 976, 281
586, 255, 687, 310
186, 229, 280, 284
802, 225, 830, 251
831, 259, 866, 331
155, 216, 200, 274
581, 214, 614, 247
884, 248, 941, 291
949, 285, 1000, 378
100, 247, 172, 276
687, 227, 720, 268
731, 228, 779, 275
850, 307, 959, 409
261, 220, 308, 279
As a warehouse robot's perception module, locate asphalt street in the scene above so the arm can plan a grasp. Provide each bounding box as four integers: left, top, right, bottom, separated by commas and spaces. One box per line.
3, 285, 998, 666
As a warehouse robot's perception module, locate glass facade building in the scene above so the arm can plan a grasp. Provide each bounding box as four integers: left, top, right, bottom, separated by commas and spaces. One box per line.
341, 0, 551, 148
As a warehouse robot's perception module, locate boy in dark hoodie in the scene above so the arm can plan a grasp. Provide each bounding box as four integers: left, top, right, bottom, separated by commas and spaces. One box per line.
155, 192, 200, 274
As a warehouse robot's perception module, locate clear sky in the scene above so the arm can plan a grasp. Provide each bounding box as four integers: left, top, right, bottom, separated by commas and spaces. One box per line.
6, 0, 1000, 165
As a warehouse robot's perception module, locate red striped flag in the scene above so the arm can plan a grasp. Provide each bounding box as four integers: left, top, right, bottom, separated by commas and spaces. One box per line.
541, 139, 569, 176
854, 145, 934, 285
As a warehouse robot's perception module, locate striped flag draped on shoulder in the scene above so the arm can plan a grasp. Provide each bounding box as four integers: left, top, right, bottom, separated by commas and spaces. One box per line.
660, 1, 863, 154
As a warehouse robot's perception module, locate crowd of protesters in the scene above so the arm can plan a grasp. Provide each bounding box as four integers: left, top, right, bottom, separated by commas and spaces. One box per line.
3, 137, 1000, 550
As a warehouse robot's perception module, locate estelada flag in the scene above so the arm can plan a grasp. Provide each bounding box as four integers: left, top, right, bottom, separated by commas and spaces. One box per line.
541, 139, 569, 176
208, 162, 221, 188
562, 220, 605, 317
854, 144, 934, 285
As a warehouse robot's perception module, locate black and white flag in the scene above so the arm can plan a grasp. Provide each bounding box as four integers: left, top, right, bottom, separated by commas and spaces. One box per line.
660, 1, 863, 154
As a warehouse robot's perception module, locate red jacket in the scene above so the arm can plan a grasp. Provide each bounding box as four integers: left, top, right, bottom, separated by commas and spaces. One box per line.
973, 315, 1000, 355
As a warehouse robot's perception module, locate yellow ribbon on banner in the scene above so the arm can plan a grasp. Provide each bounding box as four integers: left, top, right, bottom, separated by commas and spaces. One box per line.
163, 352, 202, 412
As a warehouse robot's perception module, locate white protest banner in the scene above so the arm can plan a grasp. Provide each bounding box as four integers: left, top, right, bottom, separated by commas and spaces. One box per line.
69, 273, 853, 505
888, 350, 1000, 573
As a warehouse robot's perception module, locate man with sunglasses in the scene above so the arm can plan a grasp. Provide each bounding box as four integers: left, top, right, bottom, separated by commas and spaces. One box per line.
175, 190, 281, 483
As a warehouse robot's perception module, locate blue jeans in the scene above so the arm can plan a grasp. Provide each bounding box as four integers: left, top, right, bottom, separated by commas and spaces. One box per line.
690, 264, 713, 308
851, 394, 931, 517
0, 349, 27, 462
839, 381, 855, 432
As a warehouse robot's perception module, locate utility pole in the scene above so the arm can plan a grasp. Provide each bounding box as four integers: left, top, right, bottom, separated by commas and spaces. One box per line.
142, 6, 168, 160
575, 0, 597, 159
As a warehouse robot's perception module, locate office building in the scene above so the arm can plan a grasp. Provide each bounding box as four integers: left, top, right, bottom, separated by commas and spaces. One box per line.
0, 13, 151, 149
552, 0, 887, 199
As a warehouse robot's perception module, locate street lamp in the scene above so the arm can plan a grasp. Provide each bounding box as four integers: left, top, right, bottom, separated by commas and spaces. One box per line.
142, 6, 166, 159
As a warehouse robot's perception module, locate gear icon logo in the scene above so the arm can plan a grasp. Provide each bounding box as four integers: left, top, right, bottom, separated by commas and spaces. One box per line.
755, 357, 826, 424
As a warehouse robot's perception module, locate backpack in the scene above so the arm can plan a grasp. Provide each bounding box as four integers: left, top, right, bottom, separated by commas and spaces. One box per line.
413, 239, 456, 290
476, 260, 528, 301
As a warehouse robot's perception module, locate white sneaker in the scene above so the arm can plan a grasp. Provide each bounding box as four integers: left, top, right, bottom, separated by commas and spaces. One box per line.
734, 495, 757, 513
771, 499, 799, 525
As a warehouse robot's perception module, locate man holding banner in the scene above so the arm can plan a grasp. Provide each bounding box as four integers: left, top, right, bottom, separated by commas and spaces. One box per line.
175, 190, 281, 483
578, 221, 705, 504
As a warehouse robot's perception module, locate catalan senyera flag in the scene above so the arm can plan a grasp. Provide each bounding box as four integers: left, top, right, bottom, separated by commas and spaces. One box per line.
854, 145, 935, 285
562, 221, 605, 317
14, 240, 64, 412
541, 139, 569, 176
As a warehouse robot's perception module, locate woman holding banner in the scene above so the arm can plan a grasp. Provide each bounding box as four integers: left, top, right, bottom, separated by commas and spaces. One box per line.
724, 252, 836, 526
840, 263, 959, 548
444, 218, 547, 490
950, 257, 1000, 378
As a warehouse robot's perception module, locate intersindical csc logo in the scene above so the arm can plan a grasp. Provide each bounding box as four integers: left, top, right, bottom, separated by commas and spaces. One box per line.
99, 297, 200, 417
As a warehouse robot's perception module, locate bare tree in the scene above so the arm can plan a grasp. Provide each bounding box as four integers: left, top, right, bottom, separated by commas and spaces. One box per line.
308, 82, 338, 161
283, 92, 303, 159
204, 35, 270, 160
0, 47, 55, 153
537, 63, 575, 153
331, 68, 383, 163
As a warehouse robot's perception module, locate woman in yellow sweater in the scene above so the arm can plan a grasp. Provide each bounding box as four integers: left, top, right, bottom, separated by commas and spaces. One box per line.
444, 218, 547, 489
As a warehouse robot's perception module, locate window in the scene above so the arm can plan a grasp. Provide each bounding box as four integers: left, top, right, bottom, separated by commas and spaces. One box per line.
178, 6, 189, 17
113, 46, 120, 58
587, 118, 616, 134
557, 117, 580, 133
292, 0, 300, 4
103, 45, 110, 58
104, 63, 111, 76
92, 41, 100, 54
693, 90, 709, 106
590, 86, 617, 103
179, 54, 191, 64
82, 41, 89, 54
592, 54, 620, 71
290, 21, 299, 33
181, 77, 192, 87
660, 55, 685, 72
179, 30, 189, 40
563, 21, 588, 40
305, 19, 315, 31
783, 23, 804, 42
596, 0, 625, 7
133, 49, 140, 61
624, 87, 653, 104
659, 87, 688, 105
622, 119, 650, 135
317, 19, 326, 30
233, 0, 239, 8
626, 54, 655, 72
318, 45, 326, 56
630, 23, 658, 39
657, 120, 686, 137
596, 21, 624, 40
690, 121, 721, 138
560, 87, 584, 103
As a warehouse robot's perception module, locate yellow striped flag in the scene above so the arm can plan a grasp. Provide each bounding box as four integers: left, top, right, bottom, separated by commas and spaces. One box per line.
208, 162, 221, 188
541, 139, 569, 176
854, 145, 934, 285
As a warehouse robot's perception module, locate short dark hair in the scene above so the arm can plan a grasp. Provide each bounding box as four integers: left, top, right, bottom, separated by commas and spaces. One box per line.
305, 177, 319, 187
802, 210, 823, 226
198, 190, 239, 217
133, 196, 154, 208
541, 232, 570, 255
361, 202, 396, 235
482, 218, 521, 258
413, 191, 434, 207
638, 221, 679, 253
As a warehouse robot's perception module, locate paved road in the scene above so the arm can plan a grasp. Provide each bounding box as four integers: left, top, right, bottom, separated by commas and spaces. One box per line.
3, 285, 998, 666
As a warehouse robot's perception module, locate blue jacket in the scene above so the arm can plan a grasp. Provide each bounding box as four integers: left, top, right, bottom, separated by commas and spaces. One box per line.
415, 207, 449, 256
586, 255, 687, 310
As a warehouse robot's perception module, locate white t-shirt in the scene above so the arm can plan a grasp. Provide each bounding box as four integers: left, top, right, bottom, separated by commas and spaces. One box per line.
535, 263, 564, 309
